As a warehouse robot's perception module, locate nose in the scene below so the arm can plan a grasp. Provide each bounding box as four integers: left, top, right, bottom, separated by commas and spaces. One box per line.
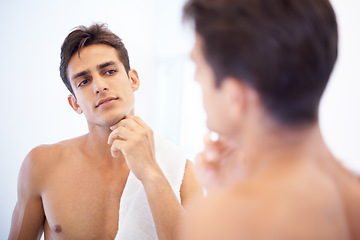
92, 76, 108, 94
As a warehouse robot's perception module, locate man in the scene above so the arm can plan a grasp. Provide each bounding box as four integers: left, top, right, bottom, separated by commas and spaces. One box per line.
181, 0, 360, 239
9, 23, 201, 240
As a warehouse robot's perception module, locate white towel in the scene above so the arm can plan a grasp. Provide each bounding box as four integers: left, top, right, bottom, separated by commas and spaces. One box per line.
115, 133, 187, 240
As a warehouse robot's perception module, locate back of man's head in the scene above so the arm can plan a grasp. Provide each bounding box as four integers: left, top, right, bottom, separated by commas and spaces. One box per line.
60, 23, 130, 95
184, 0, 338, 127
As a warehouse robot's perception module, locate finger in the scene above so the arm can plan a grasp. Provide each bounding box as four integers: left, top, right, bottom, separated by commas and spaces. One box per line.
108, 127, 123, 145
196, 150, 219, 167
195, 152, 220, 189
108, 126, 131, 145
204, 132, 222, 148
127, 116, 149, 129
203, 137, 225, 161
110, 121, 121, 131
126, 116, 154, 142
204, 148, 219, 163
195, 152, 205, 166
195, 163, 216, 182
209, 131, 220, 142
111, 139, 123, 158
117, 118, 138, 131
109, 116, 128, 130
203, 133, 212, 145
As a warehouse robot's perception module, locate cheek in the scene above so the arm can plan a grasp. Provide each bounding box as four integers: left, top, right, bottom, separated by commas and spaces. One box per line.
126, 93, 135, 106
199, 84, 210, 109
203, 88, 230, 132
123, 85, 135, 100
201, 86, 219, 122
118, 85, 135, 108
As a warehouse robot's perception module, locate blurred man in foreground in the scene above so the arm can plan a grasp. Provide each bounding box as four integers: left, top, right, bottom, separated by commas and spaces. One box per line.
181, 0, 360, 239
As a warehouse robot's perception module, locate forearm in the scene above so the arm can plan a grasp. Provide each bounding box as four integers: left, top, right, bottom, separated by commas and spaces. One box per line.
142, 169, 185, 240
108, 117, 186, 239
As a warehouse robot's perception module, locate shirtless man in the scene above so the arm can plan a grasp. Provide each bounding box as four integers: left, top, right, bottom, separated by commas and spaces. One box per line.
181, 0, 360, 239
9, 23, 201, 240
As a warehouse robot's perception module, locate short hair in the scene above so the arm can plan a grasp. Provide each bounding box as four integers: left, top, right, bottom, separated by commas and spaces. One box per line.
60, 23, 131, 95
184, 0, 338, 127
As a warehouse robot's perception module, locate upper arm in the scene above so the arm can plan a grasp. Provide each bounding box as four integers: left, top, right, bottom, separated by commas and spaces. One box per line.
180, 160, 203, 208
9, 147, 47, 240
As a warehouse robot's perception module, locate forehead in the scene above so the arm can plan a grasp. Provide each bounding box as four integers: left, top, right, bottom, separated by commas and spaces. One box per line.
67, 44, 121, 76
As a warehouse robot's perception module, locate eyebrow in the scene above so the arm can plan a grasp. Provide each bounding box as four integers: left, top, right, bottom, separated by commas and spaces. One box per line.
71, 61, 117, 82
98, 61, 116, 70
71, 70, 89, 82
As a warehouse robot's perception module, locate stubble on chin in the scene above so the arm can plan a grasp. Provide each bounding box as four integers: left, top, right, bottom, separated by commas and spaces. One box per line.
104, 114, 126, 128
101, 106, 134, 128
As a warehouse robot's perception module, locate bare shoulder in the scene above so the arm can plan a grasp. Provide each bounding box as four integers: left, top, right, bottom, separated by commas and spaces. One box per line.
26, 143, 62, 165
19, 144, 59, 189
326, 157, 360, 200
184, 164, 351, 240
23, 141, 67, 171
26, 135, 85, 162
325, 158, 360, 239
20, 136, 84, 187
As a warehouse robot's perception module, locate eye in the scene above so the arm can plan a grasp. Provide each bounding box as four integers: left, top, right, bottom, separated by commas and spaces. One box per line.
78, 79, 89, 87
105, 69, 116, 75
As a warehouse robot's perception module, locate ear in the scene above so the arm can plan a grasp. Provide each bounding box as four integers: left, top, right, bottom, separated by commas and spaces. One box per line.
128, 69, 140, 92
68, 94, 83, 114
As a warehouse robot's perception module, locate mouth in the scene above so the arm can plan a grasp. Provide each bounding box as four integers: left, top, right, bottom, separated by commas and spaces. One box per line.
96, 97, 118, 108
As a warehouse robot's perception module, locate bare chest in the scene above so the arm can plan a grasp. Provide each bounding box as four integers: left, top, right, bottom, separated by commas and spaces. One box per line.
41, 163, 128, 239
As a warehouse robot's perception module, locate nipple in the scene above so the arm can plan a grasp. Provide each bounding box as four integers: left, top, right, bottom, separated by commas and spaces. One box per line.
53, 224, 62, 233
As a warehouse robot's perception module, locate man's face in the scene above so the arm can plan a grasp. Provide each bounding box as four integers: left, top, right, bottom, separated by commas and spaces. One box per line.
191, 34, 233, 134
67, 44, 139, 128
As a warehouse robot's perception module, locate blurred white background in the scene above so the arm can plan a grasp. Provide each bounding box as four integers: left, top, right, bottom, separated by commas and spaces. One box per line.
0, 0, 358, 238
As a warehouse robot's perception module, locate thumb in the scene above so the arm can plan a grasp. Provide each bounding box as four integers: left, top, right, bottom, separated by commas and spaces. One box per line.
110, 122, 121, 131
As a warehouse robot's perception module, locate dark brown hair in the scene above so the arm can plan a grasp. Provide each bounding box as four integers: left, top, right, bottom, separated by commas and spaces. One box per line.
184, 0, 338, 127
60, 23, 130, 95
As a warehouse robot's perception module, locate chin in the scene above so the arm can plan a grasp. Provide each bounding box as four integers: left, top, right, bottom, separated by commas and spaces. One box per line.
102, 114, 126, 127
206, 118, 227, 136
206, 121, 219, 136
206, 119, 217, 133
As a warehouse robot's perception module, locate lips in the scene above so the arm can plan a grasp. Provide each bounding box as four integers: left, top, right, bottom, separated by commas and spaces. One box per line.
96, 97, 118, 107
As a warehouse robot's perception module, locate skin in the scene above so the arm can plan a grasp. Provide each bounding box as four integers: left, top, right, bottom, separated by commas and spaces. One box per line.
180, 34, 360, 240
9, 44, 202, 240
194, 133, 246, 191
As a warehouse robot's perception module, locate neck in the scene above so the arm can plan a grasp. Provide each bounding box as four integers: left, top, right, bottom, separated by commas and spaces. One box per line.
230, 119, 333, 179
83, 109, 136, 162
83, 122, 124, 164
